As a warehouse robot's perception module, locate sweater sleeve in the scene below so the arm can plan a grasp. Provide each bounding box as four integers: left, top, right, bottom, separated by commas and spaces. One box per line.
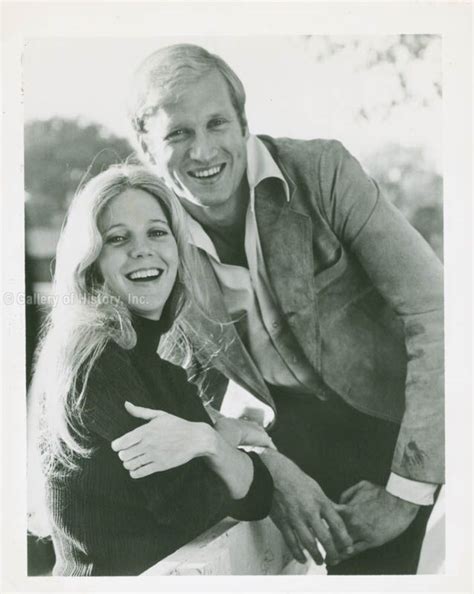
80, 343, 273, 524
228, 451, 274, 520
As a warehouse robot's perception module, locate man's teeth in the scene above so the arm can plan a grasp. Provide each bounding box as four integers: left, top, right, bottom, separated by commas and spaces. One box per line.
128, 268, 162, 281
191, 165, 223, 178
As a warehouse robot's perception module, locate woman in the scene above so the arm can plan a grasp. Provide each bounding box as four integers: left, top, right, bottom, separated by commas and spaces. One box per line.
29, 165, 274, 576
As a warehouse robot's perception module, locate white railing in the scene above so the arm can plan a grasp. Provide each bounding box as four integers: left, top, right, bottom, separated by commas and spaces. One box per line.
142, 517, 321, 576
143, 490, 445, 576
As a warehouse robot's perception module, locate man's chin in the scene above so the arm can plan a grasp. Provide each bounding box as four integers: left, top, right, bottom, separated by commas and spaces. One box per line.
175, 188, 217, 210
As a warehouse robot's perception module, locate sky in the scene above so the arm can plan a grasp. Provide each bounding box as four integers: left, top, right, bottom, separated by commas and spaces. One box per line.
23, 35, 442, 172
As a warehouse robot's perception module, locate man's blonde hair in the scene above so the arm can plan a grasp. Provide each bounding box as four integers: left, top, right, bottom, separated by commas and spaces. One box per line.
128, 43, 248, 138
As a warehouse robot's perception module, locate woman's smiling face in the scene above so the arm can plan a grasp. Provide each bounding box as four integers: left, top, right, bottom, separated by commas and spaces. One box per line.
97, 188, 179, 320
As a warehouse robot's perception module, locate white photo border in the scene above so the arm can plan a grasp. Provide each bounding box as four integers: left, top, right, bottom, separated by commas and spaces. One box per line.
2, 1, 472, 592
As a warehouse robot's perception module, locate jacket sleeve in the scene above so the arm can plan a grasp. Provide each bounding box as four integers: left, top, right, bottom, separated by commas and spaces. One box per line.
318, 140, 444, 484
81, 344, 272, 523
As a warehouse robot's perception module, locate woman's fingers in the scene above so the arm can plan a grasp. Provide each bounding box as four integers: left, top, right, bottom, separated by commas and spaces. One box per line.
124, 401, 165, 420
111, 405, 168, 451
129, 462, 159, 479
122, 453, 150, 471
116, 443, 144, 462
111, 427, 143, 452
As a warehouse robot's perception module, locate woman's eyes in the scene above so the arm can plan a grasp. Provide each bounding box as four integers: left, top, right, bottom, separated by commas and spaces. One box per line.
148, 229, 168, 238
106, 234, 126, 245
105, 229, 167, 245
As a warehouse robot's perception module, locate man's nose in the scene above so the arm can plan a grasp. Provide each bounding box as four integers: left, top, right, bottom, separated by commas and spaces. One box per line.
189, 130, 218, 162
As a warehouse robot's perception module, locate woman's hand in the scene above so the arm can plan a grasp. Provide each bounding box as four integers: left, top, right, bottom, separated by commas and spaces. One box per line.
111, 401, 213, 479
214, 416, 276, 450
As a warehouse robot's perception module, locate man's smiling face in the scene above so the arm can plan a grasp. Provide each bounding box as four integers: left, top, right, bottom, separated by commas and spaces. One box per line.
143, 70, 248, 216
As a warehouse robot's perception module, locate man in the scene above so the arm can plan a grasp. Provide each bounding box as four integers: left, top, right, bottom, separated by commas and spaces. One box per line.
124, 43, 444, 574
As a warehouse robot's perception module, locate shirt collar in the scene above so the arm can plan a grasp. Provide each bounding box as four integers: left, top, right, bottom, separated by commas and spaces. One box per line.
246, 134, 290, 210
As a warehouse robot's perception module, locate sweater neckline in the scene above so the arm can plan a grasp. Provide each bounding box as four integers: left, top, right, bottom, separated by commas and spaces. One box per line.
131, 314, 165, 355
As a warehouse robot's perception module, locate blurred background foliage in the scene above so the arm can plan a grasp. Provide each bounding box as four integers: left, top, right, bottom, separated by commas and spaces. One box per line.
25, 119, 134, 246
301, 35, 441, 119
25, 119, 135, 281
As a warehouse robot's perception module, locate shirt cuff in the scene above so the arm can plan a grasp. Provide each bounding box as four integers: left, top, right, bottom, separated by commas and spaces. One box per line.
386, 473, 437, 506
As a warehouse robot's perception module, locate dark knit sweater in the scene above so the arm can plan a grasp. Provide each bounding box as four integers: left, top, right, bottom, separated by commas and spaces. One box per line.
46, 315, 273, 576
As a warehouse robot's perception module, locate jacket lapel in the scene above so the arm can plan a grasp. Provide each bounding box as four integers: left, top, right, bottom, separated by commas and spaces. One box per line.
255, 179, 318, 367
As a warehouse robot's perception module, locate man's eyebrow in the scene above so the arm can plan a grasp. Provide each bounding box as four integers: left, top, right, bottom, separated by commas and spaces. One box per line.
165, 111, 230, 130
208, 111, 229, 118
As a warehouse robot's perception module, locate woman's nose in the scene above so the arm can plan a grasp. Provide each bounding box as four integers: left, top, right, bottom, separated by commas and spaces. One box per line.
189, 131, 218, 162
129, 237, 154, 259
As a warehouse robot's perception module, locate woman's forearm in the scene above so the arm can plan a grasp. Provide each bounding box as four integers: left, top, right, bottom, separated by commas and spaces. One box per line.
200, 424, 254, 500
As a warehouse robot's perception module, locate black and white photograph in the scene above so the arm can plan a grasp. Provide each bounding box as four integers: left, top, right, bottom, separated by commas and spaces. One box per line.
1, 2, 472, 591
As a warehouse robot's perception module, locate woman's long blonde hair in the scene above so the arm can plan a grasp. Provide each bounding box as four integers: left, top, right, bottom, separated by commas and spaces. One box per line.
29, 165, 201, 483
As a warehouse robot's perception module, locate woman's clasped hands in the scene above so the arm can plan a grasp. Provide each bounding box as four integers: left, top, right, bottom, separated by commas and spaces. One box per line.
111, 401, 276, 479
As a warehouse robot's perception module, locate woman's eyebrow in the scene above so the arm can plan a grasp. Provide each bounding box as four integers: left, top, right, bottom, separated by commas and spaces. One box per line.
103, 218, 169, 232
102, 222, 126, 233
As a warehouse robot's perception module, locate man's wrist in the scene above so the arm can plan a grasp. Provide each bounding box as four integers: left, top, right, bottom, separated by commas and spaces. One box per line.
258, 446, 283, 471
385, 488, 420, 512
258, 448, 301, 491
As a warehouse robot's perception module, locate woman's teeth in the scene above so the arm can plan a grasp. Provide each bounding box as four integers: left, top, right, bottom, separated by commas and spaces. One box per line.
127, 268, 162, 281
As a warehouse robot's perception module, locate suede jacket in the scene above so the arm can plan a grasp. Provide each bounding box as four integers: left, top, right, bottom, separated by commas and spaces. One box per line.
164, 136, 444, 485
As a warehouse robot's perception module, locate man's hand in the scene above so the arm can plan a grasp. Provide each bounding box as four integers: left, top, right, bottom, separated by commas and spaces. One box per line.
335, 480, 420, 557
214, 416, 276, 449
260, 450, 353, 566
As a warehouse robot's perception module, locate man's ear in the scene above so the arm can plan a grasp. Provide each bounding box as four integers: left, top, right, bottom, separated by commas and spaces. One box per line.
137, 135, 156, 165
242, 116, 250, 141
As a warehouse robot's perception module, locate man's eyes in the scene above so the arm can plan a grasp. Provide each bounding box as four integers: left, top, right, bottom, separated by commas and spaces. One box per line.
209, 118, 228, 128
165, 118, 229, 141
166, 129, 187, 141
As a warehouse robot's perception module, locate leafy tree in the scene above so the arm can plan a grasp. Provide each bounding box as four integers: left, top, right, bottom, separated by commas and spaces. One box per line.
363, 143, 443, 260
301, 35, 441, 120
24, 118, 136, 219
